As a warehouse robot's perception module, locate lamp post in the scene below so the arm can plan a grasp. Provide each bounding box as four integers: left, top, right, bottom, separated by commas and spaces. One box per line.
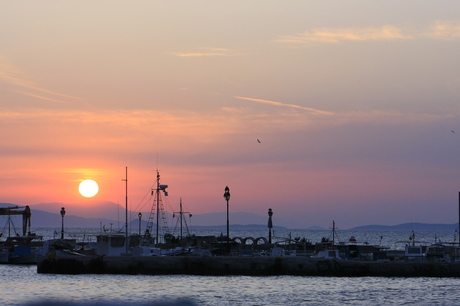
138, 212, 142, 235
60, 207, 66, 239
268, 208, 273, 244
223, 186, 231, 253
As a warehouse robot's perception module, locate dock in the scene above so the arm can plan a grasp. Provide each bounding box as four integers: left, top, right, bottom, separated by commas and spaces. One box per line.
37, 255, 460, 277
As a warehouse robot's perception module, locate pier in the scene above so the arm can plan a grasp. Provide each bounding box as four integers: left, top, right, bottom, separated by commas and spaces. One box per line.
37, 255, 460, 277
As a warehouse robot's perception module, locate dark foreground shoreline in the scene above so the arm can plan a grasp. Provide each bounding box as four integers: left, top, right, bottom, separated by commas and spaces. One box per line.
37, 255, 460, 277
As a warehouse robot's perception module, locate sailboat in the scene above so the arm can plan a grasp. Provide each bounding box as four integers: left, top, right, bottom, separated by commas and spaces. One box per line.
134, 171, 193, 255
93, 170, 192, 256
143, 170, 170, 246
171, 198, 192, 243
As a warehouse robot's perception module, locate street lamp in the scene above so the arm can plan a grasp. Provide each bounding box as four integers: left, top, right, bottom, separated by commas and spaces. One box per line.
60, 207, 66, 239
268, 208, 273, 244
223, 186, 231, 253
138, 212, 142, 235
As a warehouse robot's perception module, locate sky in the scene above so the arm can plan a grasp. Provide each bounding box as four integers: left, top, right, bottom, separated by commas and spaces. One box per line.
1, 1, 460, 229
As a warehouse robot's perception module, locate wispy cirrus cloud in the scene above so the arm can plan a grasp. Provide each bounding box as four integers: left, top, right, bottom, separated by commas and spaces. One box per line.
277, 25, 411, 44
277, 21, 460, 44
424, 21, 460, 40
0, 55, 80, 103
233, 96, 334, 115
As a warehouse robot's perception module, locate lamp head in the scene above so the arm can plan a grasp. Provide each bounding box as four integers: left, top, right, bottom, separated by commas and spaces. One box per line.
223, 186, 231, 201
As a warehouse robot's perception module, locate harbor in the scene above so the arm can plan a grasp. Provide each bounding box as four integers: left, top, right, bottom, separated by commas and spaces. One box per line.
4, 174, 460, 277
34, 174, 460, 277
35, 226, 460, 277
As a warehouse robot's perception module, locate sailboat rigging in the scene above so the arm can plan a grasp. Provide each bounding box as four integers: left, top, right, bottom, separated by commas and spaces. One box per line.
172, 198, 192, 241
144, 171, 170, 245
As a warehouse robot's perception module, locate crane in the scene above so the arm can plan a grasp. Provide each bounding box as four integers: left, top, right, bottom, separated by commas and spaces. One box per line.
0, 205, 31, 236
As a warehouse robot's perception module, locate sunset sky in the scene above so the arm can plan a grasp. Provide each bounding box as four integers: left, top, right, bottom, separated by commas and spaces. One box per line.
2, 1, 460, 228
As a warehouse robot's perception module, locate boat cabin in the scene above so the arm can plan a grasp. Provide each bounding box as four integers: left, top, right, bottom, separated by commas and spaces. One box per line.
313, 249, 339, 259
96, 234, 128, 256
405, 245, 428, 258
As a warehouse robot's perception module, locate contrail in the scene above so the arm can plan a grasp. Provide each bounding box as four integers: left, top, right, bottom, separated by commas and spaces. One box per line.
234, 96, 334, 115
0, 56, 81, 103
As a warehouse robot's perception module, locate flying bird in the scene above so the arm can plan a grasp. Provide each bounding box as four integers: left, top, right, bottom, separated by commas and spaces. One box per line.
257, 139, 261, 143
452, 130, 455, 134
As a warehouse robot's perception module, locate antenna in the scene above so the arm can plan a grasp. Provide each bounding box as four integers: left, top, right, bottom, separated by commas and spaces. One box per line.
121, 167, 128, 253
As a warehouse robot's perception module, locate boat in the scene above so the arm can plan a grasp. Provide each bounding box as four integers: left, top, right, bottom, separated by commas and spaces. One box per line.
0, 205, 43, 264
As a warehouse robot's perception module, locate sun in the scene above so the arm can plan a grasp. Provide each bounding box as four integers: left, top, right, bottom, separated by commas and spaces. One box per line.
78, 179, 99, 197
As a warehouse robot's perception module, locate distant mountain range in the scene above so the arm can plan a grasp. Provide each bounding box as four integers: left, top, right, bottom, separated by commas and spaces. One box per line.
348, 223, 459, 231
0, 202, 292, 229
0, 202, 458, 231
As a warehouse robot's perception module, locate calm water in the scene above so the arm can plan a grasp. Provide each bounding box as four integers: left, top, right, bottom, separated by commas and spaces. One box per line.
2, 228, 460, 305
2, 265, 460, 305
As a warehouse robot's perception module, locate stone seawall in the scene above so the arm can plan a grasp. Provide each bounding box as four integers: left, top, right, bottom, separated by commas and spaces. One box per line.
37, 255, 460, 277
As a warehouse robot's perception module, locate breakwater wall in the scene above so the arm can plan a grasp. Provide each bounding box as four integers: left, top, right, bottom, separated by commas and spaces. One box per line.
37, 255, 460, 277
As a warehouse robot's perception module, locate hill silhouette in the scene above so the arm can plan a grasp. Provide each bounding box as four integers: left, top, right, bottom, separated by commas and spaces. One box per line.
1, 203, 458, 231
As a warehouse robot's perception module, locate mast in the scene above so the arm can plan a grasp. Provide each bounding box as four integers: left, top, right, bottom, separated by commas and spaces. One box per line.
268, 208, 273, 244
180, 198, 183, 240
145, 171, 168, 245
8, 214, 11, 238
331, 220, 338, 258
332, 220, 335, 248
156, 171, 160, 245
123, 167, 128, 253
173, 198, 191, 242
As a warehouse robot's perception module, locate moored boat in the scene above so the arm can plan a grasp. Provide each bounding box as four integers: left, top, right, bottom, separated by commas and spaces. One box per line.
0, 205, 43, 264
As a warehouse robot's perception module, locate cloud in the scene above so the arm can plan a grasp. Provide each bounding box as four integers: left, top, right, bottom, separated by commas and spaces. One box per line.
0, 108, 237, 151
1, 107, 456, 223
277, 25, 411, 44
0, 55, 81, 103
20, 92, 70, 104
233, 96, 334, 115
277, 21, 460, 45
0, 107, 446, 158
424, 21, 460, 40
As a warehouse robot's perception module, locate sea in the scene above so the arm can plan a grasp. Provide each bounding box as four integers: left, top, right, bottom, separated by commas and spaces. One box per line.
2, 227, 460, 306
